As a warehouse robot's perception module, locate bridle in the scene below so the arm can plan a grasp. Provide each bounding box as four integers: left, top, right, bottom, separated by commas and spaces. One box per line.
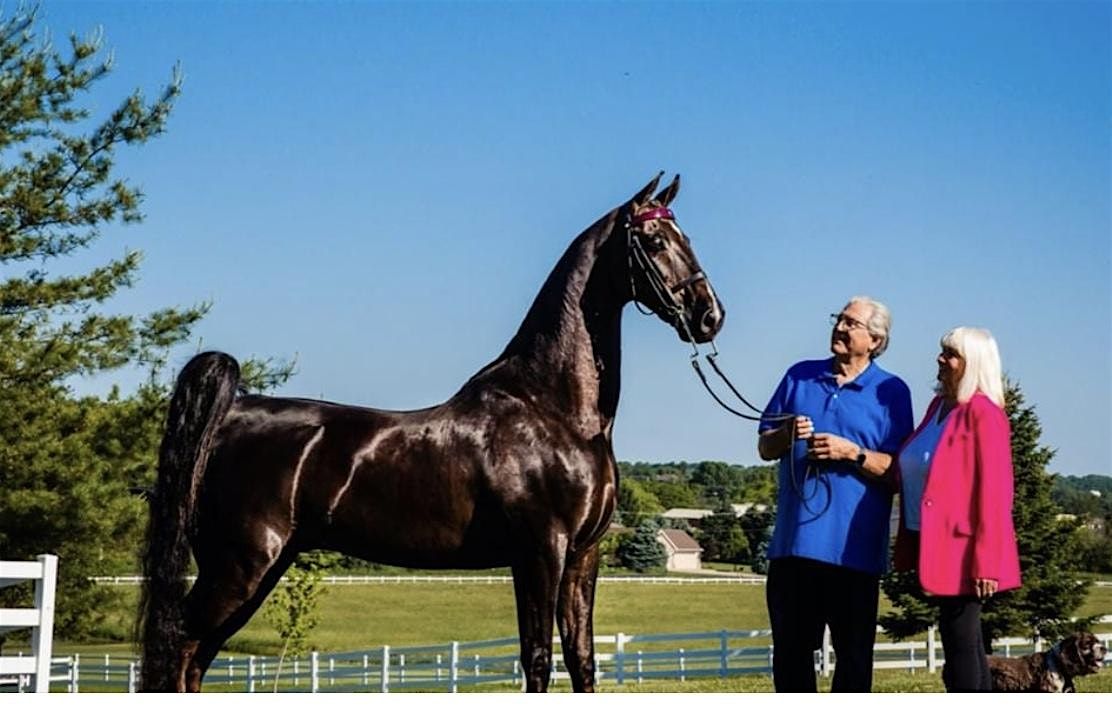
625, 205, 789, 424
625, 206, 828, 512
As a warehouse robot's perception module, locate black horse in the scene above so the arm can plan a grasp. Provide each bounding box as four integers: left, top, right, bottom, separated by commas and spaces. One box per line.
138, 173, 724, 692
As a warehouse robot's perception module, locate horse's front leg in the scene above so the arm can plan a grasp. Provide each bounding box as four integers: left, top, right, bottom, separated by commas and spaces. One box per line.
557, 543, 601, 692
511, 537, 567, 692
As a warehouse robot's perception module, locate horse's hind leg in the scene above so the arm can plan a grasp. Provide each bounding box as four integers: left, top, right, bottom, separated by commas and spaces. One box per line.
557, 544, 601, 692
511, 541, 566, 692
177, 544, 296, 691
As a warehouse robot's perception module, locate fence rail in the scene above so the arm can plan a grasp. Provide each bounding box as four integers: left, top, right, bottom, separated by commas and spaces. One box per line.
21, 627, 1112, 693
0, 555, 58, 694
88, 574, 770, 586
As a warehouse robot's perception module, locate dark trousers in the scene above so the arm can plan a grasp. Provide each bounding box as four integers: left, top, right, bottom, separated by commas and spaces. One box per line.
937, 595, 992, 692
766, 556, 880, 692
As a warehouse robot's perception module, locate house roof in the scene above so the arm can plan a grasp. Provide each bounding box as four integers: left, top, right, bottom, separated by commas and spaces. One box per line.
661, 508, 714, 520
663, 505, 769, 520
657, 528, 702, 553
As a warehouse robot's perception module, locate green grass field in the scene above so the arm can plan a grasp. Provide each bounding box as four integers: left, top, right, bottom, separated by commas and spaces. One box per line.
30, 580, 1112, 692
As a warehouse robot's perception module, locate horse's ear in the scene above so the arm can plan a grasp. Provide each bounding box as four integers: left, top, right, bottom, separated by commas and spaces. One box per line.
653, 174, 681, 206
631, 171, 664, 207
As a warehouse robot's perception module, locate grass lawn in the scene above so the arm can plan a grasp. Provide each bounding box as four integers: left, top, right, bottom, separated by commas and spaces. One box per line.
51, 578, 1112, 653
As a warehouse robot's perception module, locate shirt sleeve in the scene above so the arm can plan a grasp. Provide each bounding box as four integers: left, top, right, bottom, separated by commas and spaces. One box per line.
758, 369, 793, 434
878, 377, 915, 454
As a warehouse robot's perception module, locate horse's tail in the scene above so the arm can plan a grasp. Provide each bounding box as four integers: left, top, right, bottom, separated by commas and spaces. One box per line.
138, 352, 239, 691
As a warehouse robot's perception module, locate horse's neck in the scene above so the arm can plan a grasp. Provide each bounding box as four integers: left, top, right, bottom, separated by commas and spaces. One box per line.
497, 210, 626, 432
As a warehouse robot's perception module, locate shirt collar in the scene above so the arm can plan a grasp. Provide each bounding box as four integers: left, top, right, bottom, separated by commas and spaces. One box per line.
821, 357, 878, 390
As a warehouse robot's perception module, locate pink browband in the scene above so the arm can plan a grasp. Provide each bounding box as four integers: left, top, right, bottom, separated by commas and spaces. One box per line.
630, 207, 675, 226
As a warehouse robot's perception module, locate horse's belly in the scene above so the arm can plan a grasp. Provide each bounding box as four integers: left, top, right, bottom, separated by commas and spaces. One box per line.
323, 502, 513, 569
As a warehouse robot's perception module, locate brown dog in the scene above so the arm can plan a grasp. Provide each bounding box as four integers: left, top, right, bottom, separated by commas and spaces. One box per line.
987, 631, 1107, 692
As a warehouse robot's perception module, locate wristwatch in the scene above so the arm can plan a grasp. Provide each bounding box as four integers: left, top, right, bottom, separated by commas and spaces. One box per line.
855, 448, 867, 469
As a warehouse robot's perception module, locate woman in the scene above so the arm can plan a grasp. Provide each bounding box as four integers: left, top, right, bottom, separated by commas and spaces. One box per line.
893, 326, 1021, 691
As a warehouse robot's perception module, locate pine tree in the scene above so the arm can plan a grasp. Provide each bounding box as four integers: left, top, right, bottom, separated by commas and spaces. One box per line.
880, 380, 1092, 644
0, 7, 199, 638
617, 520, 666, 573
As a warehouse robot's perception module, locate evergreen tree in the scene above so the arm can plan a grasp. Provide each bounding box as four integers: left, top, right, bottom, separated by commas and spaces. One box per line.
881, 380, 1092, 644
616, 519, 666, 573
749, 511, 775, 575
0, 7, 202, 638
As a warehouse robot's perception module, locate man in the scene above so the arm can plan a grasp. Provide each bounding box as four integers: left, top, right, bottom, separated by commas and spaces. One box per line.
758, 296, 913, 692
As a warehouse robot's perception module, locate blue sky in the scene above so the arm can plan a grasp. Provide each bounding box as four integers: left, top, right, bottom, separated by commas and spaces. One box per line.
34, 1, 1111, 477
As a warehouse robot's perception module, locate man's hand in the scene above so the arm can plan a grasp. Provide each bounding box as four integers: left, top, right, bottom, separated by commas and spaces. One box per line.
808, 433, 859, 462
792, 416, 814, 440
759, 415, 813, 461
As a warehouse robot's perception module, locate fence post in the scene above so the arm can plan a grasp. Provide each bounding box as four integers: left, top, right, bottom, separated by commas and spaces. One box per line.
104, 653, 109, 683
449, 641, 459, 693
399, 653, 405, 685
380, 645, 390, 693
615, 632, 626, 685
363, 654, 369, 687
329, 658, 335, 687
821, 626, 833, 677
637, 650, 643, 685
476, 654, 482, 679
720, 629, 728, 677
247, 656, 256, 693
70, 654, 79, 693
1034, 634, 1043, 654
310, 652, 320, 693
927, 626, 938, 674
127, 662, 137, 693
679, 647, 686, 682
31, 554, 57, 693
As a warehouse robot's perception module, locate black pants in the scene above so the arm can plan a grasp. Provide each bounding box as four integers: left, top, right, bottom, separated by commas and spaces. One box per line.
766, 556, 880, 692
937, 595, 992, 692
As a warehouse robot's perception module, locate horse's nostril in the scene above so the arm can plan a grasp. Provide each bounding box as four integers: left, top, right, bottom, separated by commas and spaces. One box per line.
700, 306, 719, 332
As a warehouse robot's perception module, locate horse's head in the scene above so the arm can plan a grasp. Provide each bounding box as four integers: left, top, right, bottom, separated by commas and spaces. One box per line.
624, 173, 725, 344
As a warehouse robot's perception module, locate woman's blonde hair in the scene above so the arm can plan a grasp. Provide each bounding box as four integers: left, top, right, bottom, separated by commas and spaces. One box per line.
939, 326, 1005, 408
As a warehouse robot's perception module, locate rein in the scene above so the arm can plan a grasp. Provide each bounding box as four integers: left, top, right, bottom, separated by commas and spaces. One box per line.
625, 207, 790, 424
625, 208, 828, 513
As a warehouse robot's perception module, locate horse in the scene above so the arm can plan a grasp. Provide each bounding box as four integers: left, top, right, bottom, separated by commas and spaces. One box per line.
138, 173, 725, 692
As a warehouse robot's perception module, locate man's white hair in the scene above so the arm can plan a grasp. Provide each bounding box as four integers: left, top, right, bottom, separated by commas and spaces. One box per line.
845, 295, 891, 359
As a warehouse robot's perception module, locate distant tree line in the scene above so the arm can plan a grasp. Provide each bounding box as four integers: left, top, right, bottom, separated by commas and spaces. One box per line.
1052, 474, 1112, 573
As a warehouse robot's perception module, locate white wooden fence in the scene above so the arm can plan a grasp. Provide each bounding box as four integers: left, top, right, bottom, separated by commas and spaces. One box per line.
38, 626, 1112, 692
0, 555, 58, 693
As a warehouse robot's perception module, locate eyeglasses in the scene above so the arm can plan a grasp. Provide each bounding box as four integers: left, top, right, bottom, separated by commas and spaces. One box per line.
829, 313, 868, 332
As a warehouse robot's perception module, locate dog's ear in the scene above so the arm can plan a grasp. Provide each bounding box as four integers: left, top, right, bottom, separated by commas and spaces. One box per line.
1059, 635, 1085, 675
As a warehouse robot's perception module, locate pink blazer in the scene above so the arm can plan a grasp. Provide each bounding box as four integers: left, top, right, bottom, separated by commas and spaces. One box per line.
893, 392, 1021, 596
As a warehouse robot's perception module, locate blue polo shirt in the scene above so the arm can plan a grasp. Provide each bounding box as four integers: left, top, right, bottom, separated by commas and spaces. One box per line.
759, 358, 913, 575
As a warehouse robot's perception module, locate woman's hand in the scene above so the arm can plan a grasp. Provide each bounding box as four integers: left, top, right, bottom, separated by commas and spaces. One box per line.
974, 578, 998, 600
